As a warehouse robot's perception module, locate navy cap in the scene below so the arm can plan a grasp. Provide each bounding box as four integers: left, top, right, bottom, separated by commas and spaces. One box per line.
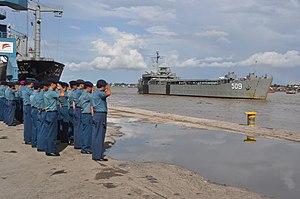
48, 78, 59, 84
26, 79, 34, 85
84, 81, 93, 88
69, 80, 77, 86
96, 79, 108, 88
76, 79, 85, 85
61, 82, 69, 88
41, 81, 51, 87
7, 82, 15, 87
34, 82, 41, 89
0, 80, 5, 85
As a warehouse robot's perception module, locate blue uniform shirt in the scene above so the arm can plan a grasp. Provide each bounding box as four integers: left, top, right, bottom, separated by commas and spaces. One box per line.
68, 89, 74, 108
79, 90, 92, 114
22, 86, 33, 105
59, 90, 68, 107
5, 87, 15, 100
0, 85, 6, 98
36, 90, 45, 110
30, 90, 39, 108
91, 89, 107, 113
73, 88, 83, 107
44, 88, 60, 111
18, 86, 24, 99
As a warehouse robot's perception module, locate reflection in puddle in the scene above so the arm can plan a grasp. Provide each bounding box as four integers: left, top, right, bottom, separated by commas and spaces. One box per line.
108, 118, 300, 199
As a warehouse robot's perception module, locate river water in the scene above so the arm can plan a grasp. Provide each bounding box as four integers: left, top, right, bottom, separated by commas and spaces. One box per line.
109, 87, 300, 132
107, 87, 300, 199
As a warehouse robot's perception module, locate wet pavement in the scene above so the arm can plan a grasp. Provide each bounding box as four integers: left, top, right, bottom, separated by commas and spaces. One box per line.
108, 118, 300, 199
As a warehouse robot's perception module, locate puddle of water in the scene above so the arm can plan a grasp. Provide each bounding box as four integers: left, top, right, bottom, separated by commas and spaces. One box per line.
108, 119, 300, 199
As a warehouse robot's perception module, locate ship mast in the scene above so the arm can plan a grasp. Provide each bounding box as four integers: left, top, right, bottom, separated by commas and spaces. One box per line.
28, 2, 63, 60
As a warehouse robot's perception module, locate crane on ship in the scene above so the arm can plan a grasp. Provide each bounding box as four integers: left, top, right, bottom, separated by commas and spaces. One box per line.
0, 0, 64, 81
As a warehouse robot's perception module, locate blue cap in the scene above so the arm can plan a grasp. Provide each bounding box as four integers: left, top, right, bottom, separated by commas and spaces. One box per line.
34, 82, 41, 89
61, 82, 69, 88
48, 78, 59, 84
84, 81, 93, 88
69, 80, 77, 86
96, 79, 107, 88
41, 81, 51, 87
7, 82, 16, 87
76, 79, 85, 85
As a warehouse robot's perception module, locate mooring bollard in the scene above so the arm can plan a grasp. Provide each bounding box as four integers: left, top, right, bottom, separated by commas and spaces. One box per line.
244, 112, 256, 126
243, 135, 256, 143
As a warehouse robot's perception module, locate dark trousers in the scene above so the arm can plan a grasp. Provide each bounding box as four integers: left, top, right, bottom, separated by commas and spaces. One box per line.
44, 111, 58, 154
6, 100, 16, 126
15, 99, 23, 123
92, 112, 107, 160
58, 106, 69, 143
0, 98, 5, 121
68, 108, 74, 142
37, 111, 46, 151
31, 107, 38, 147
73, 108, 82, 149
23, 105, 32, 143
3, 99, 8, 124
81, 113, 92, 152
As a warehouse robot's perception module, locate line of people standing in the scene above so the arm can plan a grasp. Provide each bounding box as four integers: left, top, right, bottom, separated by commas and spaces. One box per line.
0, 78, 111, 161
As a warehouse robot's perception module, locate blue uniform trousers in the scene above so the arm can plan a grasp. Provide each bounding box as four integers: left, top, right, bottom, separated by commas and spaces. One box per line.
6, 100, 16, 126
37, 111, 46, 151
0, 98, 5, 121
92, 112, 107, 160
15, 98, 23, 123
23, 105, 32, 143
81, 113, 92, 152
44, 111, 58, 154
58, 106, 69, 143
3, 99, 8, 124
68, 109, 74, 142
31, 107, 38, 147
73, 108, 82, 149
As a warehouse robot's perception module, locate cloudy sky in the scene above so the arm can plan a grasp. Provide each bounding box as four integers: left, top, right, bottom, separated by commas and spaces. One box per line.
3, 0, 300, 84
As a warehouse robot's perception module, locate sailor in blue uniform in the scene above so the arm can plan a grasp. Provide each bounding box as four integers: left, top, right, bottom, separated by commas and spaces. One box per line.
5, 82, 17, 126
22, 80, 34, 144
36, 81, 49, 152
58, 82, 69, 143
14, 81, 23, 123
44, 79, 65, 156
30, 82, 41, 148
72, 79, 85, 149
79, 81, 93, 154
67, 81, 77, 145
0, 81, 6, 122
91, 79, 111, 161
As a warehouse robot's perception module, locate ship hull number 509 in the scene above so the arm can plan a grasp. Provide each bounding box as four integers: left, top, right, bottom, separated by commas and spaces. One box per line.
231, 83, 243, 90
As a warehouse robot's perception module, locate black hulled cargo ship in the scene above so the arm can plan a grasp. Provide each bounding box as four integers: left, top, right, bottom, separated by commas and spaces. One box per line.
0, 0, 64, 81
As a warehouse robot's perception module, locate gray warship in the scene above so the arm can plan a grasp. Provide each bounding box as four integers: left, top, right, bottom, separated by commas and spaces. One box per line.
138, 51, 273, 100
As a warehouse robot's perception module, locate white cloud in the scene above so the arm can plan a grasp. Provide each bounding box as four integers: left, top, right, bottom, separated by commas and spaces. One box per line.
146, 26, 176, 37
175, 50, 300, 68
195, 30, 229, 38
65, 27, 147, 71
66, 1, 176, 24
195, 30, 230, 43
239, 50, 300, 68
178, 56, 235, 68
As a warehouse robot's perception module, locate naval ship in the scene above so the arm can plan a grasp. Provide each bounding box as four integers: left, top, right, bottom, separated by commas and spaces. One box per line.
138, 52, 273, 100
0, 1, 64, 81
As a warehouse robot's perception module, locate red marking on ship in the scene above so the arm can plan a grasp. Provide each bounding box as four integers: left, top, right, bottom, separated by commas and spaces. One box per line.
2, 43, 11, 49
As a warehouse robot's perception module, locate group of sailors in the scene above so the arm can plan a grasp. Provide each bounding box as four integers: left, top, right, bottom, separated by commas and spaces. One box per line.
0, 78, 111, 161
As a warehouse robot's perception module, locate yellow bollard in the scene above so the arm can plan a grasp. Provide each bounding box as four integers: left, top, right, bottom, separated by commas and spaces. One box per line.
244, 112, 256, 126
243, 136, 256, 143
